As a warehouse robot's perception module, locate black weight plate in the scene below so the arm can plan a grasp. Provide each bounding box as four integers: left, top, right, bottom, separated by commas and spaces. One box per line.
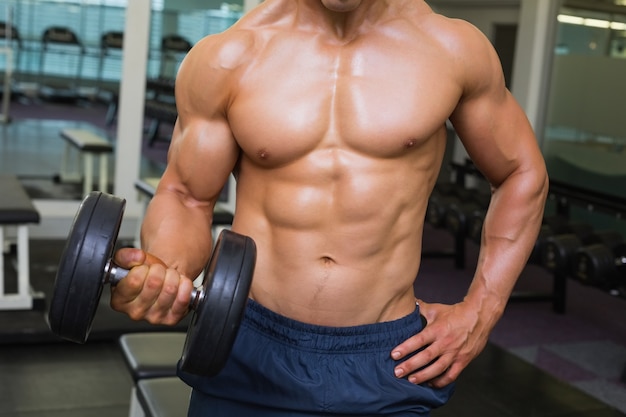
541, 234, 581, 272
467, 210, 486, 245
180, 229, 256, 376
573, 244, 617, 286
48, 191, 126, 343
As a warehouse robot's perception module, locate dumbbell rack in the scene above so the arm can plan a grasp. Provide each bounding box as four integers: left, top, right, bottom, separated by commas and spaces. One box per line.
549, 179, 626, 221
547, 179, 626, 295
547, 179, 626, 384
425, 160, 626, 315
423, 160, 486, 270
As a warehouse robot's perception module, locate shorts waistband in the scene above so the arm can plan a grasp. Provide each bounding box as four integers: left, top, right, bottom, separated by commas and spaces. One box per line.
242, 299, 424, 353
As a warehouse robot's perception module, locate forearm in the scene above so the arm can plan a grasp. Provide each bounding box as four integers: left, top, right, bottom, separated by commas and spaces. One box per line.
141, 189, 214, 280
465, 167, 549, 323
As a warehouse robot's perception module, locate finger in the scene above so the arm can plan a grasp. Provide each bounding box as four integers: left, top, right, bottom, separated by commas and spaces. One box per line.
143, 252, 168, 267
114, 248, 167, 270
130, 263, 166, 320
393, 341, 438, 379
171, 275, 194, 318
391, 326, 433, 361
113, 247, 145, 269
425, 365, 459, 388
111, 263, 148, 300
418, 356, 464, 388
405, 354, 451, 385
150, 268, 188, 325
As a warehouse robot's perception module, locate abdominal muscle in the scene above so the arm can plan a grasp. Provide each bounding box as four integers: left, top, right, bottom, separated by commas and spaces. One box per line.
232, 151, 434, 327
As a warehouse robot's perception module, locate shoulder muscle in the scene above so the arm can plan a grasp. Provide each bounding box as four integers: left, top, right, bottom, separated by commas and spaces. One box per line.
421, 15, 506, 100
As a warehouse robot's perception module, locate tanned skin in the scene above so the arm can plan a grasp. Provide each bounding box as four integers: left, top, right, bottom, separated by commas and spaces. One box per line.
111, 0, 548, 388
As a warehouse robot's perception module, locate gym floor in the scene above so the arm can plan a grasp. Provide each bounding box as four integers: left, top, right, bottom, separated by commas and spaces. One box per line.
1, 99, 626, 416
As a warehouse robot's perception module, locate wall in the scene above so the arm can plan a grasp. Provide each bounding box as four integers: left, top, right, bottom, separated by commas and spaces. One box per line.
547, 54, 626, 139
163, 0, 242, 12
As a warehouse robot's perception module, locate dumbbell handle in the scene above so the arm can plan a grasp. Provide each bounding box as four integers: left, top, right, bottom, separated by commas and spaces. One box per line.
103, 260, 203, 309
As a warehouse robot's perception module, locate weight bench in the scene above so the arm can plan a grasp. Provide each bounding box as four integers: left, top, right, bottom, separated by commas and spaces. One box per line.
59, 128, 113, 197
118, 332, 189, 417
0, 175, 41, 310
118, 332, 184, 382
132, 377, 191, 417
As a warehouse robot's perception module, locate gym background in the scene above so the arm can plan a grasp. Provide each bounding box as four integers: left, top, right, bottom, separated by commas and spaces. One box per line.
0, 0, 625, 416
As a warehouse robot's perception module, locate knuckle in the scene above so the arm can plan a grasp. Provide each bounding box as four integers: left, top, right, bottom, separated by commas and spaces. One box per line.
420, 349, 436, 364
162, 314, 181, 326
145, 308, 166, 324
125, 266, 147, 289
128, 308, 146, 321
161, 282, 178, 297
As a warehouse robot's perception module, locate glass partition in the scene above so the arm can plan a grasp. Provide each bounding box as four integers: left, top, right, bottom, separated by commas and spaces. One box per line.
0, 0, 242, 199
543, 3, 626, 230
0, 0, 242, 85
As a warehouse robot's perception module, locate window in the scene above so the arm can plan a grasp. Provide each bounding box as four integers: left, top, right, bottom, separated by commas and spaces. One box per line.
0, 0, 241, 83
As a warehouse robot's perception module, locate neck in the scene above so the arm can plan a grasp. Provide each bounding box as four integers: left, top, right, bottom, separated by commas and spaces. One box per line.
297, 0, 389, 41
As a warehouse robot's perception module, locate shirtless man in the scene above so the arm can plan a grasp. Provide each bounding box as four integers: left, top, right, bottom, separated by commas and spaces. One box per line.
112, 0, 549, 415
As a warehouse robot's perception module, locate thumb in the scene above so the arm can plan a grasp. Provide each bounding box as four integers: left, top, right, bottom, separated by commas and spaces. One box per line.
114, 247, 167, 269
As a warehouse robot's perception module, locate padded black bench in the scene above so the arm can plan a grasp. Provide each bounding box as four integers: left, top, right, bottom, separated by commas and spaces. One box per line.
59, 128, 113, 196
132, 377, 191, 417
119, 332, 188, 417
0, 175, 40, 310
118, 332, 184, 382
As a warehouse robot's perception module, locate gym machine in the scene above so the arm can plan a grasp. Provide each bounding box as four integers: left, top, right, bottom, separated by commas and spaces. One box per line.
38, 26, 86, 103
98, 31, 124, 126
144, 35, 193, 146
158, 34, 192, 79
424, 159, 489, 270
0, 21, 19, 123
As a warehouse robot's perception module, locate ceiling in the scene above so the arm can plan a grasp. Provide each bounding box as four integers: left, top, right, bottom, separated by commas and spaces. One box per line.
563, 0, 626, 14
427, 0, 626, 16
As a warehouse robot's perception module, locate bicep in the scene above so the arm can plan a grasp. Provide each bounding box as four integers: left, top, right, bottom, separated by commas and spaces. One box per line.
162, 116, 239, 206
451, 90, 542, 188
156, 37, 241, 208
447, 27, 543, 187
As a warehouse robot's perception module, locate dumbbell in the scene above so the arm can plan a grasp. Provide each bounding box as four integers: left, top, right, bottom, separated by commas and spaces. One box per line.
540, 222, 595, 273
467, 209, 486, 245
426, 193, 460, 228
468, 218, 555, 264
571, 231, 626, 288
446, 190, 491, 241
426, 185, 466, 228
528, 216, 583, 265
525, 224, 555, 265
426, 185, 481, 229
47, 191, 256, 377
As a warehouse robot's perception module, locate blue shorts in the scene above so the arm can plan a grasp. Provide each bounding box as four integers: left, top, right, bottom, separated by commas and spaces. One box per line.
178, 299, 455, 416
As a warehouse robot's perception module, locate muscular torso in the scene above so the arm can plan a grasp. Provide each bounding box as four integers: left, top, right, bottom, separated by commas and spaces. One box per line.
197, 3, 463, 326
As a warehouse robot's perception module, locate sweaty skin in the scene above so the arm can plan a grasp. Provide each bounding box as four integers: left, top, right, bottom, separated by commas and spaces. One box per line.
112, 0, 548, 388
